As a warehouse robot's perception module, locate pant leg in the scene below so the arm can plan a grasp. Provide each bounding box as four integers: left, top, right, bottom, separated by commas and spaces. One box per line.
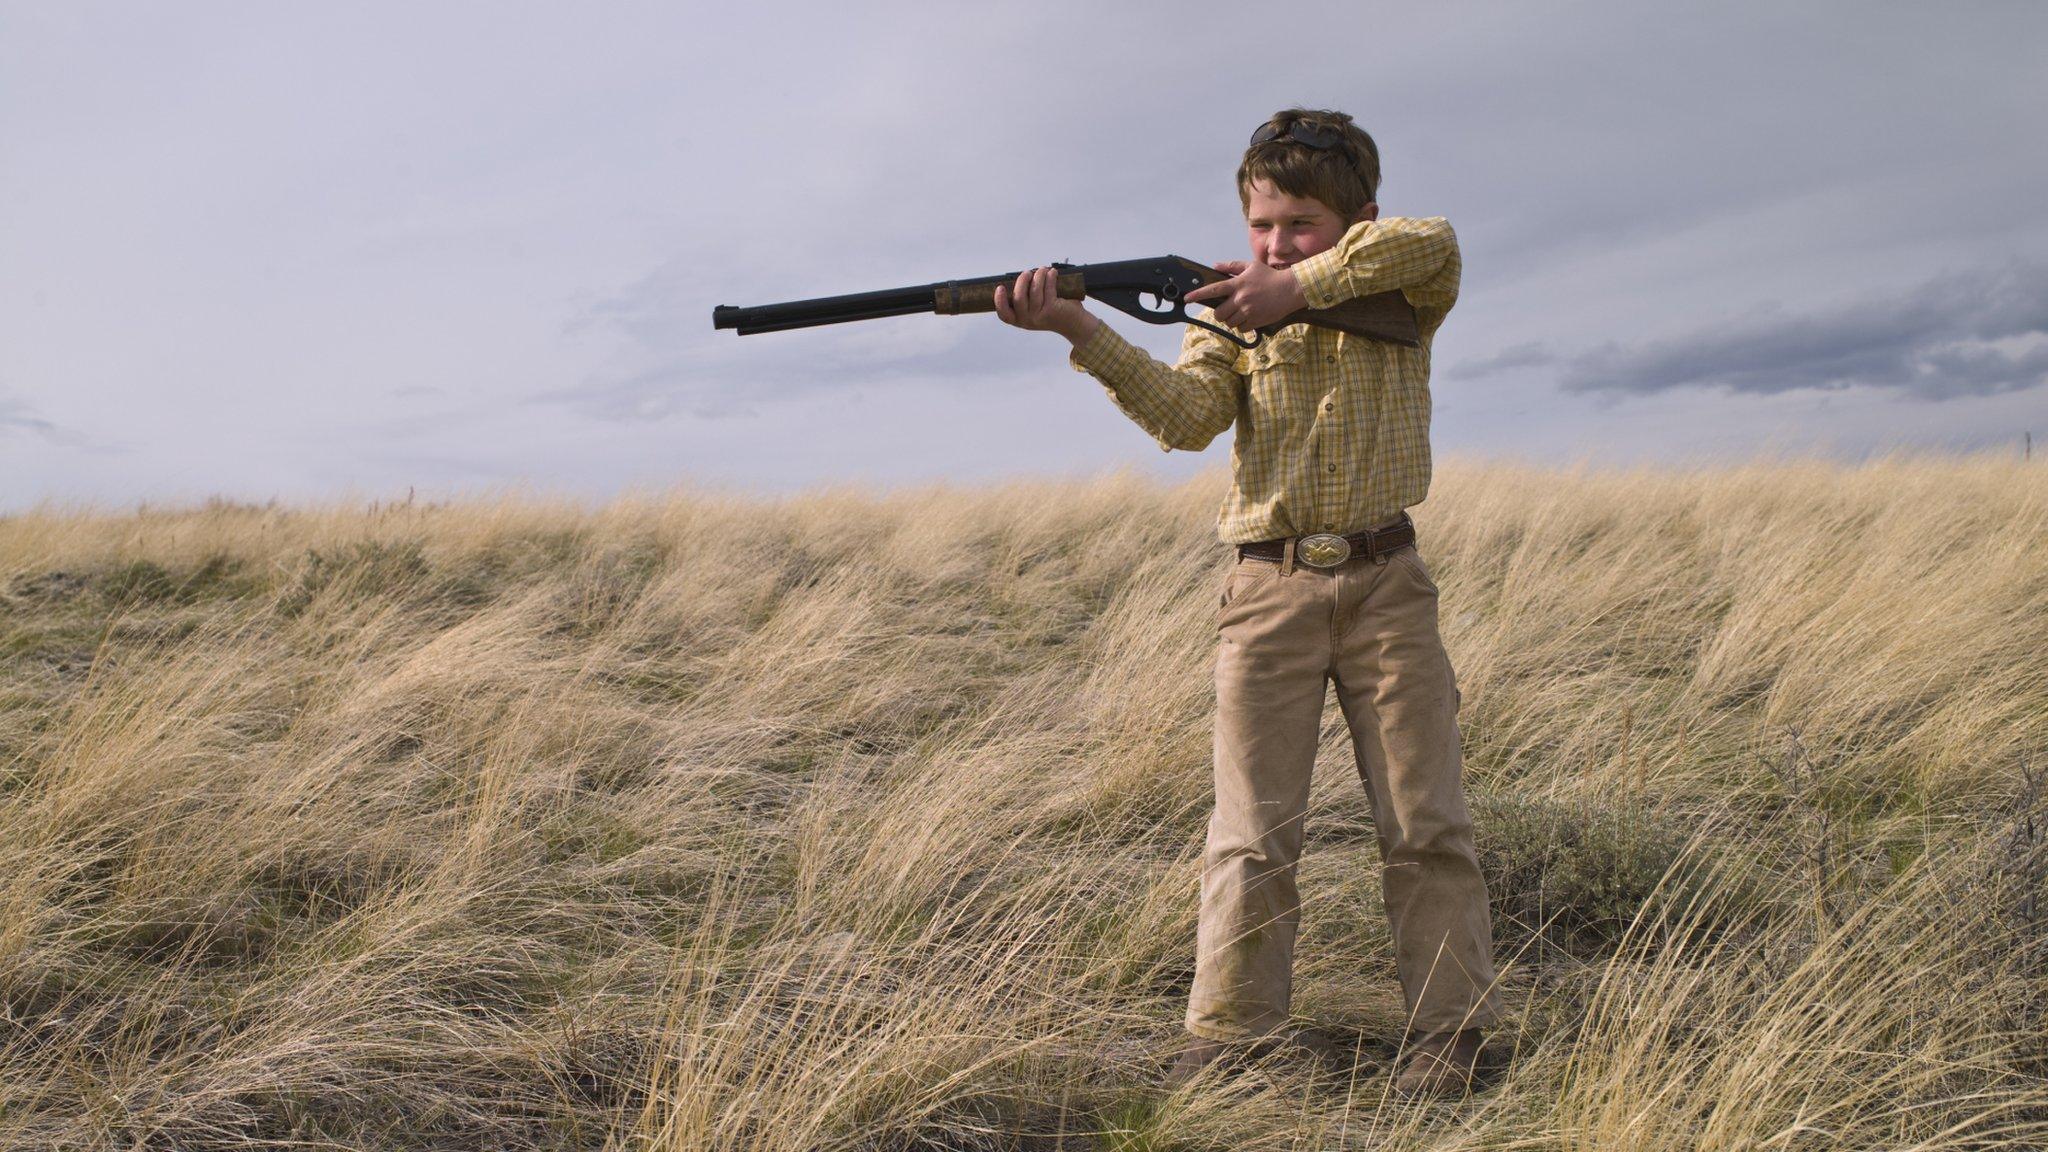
1186, 557, 1333, 1040
1331, 544, 1502, 1033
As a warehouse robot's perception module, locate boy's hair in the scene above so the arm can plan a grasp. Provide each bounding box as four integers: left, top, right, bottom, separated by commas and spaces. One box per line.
1237, 107, 1381, 220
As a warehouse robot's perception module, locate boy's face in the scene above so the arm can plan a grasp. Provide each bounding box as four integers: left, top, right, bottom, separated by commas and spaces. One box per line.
1243, 178, 1377, 270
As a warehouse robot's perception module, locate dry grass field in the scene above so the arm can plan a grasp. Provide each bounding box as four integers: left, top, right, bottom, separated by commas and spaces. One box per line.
2, 453, 2045, 1150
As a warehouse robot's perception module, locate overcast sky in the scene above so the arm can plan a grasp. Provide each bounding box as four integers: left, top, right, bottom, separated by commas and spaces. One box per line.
4, 1, 2045, 513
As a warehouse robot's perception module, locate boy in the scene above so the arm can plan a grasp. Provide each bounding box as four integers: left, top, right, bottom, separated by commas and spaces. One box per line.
994, 108, 1503, 1098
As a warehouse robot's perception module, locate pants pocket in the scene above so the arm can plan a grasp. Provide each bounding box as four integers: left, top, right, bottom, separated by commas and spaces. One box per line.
1220, 560, 1276, 609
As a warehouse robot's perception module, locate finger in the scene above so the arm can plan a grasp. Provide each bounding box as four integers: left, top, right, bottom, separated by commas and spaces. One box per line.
1184, 281, 1228, 304
994, 284, 1014, 322
1213, 260, 1249, 275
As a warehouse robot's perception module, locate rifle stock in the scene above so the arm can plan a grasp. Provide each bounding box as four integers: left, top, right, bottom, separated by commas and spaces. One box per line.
1269, 291, 1419, 346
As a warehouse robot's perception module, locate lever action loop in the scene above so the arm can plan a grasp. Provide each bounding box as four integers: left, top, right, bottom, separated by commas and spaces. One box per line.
1181, 311, 1261, 349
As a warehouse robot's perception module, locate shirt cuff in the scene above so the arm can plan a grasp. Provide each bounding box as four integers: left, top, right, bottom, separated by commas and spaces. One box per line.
1066, 321, 1138, 378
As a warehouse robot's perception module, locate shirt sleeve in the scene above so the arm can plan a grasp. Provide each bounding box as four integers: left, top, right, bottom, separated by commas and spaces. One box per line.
1067, 317, 1244, 452
1288, 215, 1461, 330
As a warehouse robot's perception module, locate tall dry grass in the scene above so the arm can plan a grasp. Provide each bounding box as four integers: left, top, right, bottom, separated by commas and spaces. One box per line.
0, 453, 2043, 1149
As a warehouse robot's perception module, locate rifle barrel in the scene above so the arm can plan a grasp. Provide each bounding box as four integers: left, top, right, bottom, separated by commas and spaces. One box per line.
713, 272, 1023, 335
713, 283, 939, 335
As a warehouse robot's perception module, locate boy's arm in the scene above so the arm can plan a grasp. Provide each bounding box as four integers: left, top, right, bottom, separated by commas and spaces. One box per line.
995, 264, 1240, 452
1288, 216, 1461, 333
1067, 316, 1242, 453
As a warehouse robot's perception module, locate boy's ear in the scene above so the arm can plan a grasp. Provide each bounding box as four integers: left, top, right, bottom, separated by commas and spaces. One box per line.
1353, 202, 1380, 224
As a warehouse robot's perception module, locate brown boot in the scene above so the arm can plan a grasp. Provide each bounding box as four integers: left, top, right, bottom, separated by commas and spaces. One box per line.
1158, 1032, 1281, 1089
1391, 1027, 1488, 1100
1159, 1035, 1230, 1089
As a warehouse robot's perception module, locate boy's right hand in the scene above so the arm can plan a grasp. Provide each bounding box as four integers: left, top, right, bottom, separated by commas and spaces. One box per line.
994, 265, 1100, 347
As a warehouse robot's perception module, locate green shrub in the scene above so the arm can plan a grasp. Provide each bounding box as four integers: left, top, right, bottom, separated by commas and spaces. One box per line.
95, 554, 247, 606
1476, 794, 1739, 961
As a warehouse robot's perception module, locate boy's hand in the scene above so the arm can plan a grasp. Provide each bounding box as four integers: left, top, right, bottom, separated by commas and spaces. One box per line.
994, 265, 1100, 346
1183, 260, 1308, 331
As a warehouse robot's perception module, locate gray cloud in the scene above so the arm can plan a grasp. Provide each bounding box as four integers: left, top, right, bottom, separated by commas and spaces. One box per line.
1453, 341, 1553, 377
6, 2, 2048, 512
1453, 263, 2048, 400
0, 396, 96, 448
556, 323, 1030, 422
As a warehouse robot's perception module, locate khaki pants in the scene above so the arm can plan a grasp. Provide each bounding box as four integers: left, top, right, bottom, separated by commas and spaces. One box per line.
1188, 537, 1503, 1039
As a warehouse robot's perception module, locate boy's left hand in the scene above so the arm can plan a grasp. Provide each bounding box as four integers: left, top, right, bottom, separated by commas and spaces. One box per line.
1182, 260, 1308, 331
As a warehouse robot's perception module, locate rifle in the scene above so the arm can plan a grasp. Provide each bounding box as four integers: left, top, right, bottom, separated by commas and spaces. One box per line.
711, 256, 1418, 349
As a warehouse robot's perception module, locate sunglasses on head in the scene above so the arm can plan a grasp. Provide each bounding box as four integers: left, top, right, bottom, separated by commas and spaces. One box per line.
1249, 119, 1346, 151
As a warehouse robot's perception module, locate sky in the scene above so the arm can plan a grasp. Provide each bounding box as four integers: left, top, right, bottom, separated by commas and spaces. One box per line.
3, 1, 2045, 513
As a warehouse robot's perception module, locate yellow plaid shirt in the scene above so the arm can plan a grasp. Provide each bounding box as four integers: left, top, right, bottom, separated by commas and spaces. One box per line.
1069, 215, 1459, 544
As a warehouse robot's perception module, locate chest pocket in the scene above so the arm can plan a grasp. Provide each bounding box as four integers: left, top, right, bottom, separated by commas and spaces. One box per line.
1234, 327, 1310, 379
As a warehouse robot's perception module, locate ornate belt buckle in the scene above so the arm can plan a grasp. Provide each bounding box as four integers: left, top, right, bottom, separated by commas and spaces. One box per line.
1295, 533, 1351, 568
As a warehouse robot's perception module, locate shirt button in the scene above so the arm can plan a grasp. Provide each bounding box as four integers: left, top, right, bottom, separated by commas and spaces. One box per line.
1325, 355, 1336, 364
1324, 402, 1334, 412
1324, 523, 1335, 530
1327, 464, 1338, 472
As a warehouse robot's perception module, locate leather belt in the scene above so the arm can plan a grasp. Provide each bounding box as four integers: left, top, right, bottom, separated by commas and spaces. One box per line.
1237, 512, 1416, 568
